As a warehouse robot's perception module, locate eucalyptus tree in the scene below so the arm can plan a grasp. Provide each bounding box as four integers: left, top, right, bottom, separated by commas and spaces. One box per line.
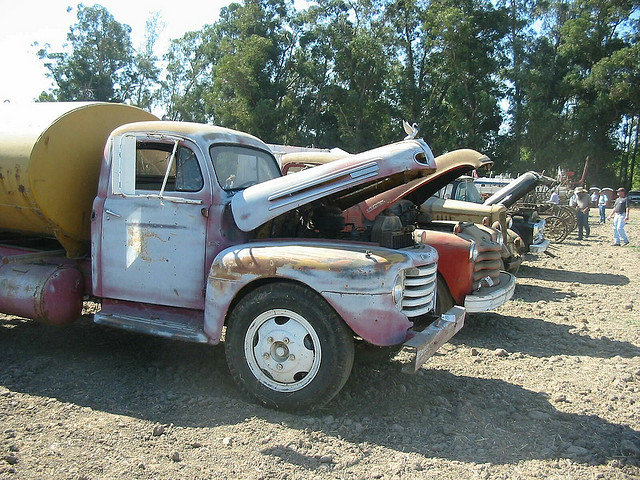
160, 27, 222, 122
37, 4, 136, 102
296, 0, 398, 151
122, 13, 162, 111
586, 35, 640, 187
517, 0, 639, 182
401, 0, 508, 156
495, 0, 538, 165
206, 0, 300, 142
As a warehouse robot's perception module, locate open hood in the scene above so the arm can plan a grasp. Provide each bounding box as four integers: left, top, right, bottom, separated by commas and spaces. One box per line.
352, 149, 492, 221
483, 171, 556, 208
231, 139, 436, 232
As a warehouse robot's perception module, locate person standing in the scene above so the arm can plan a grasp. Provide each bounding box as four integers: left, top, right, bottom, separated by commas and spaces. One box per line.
598, 190, 609, 223
590, 189, 599, 207
573, 187, 591, 240
609, 187, 630, 246
569, 190, 577, 208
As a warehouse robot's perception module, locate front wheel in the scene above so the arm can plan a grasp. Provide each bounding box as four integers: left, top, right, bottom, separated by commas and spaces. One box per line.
225, 282, 354, 411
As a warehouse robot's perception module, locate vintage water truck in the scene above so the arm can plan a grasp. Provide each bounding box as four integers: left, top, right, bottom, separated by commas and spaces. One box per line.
0, 102, 465, 411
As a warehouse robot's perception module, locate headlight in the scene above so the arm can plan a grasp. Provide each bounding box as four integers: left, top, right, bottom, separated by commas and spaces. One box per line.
392, 272, 405, 310
469, 240, 479, 261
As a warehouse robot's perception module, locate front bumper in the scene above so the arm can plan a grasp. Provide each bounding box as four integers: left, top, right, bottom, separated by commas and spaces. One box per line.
464, 271, 516, 313
401, 305, 465, 373
529, 238, 550, 253
504, 254, 522, 274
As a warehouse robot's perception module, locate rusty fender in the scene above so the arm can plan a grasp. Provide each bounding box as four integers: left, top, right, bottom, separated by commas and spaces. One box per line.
203, 241, 438, 346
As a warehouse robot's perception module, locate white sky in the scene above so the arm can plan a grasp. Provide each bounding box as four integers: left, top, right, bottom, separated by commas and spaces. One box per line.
0, 1, 233, 103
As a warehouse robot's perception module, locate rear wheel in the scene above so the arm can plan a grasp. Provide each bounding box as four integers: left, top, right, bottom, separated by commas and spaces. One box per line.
225, 282, 354, 411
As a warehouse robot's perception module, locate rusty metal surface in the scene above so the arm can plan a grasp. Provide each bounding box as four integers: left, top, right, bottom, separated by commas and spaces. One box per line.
0, 262, 83, 325
97, 194, 209, 310
109, 120, 271, 153
0, 102, 158, 256
401, 305, 465, 373
483, 171, 556, 208
422, 197, 507, 224
464, 272, 516, 313
203, 240, 439, 345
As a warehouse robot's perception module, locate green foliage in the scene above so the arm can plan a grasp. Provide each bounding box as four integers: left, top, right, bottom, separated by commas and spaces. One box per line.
38, 4, 135, 102
34, 0, 640, 186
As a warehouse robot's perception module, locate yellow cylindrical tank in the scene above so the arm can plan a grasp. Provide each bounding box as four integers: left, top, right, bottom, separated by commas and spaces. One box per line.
0, 102, 158, 256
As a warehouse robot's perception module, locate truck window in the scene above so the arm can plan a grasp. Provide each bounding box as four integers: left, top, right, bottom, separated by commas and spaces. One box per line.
434, 184, 452, 199
454, 181, 483, 204
136, 141, 204, 192
210, 145, 280, 191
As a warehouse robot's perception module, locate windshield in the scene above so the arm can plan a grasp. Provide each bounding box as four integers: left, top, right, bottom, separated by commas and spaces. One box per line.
454, 180, 484, 204
210, 145, 281, 191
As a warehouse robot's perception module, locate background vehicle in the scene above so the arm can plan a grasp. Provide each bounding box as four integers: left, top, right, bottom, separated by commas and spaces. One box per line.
440, 175, 550, 254
484, 172, 560, 249
628, 190, 640, 205
281, 148, 517, 315
0, 102, 464, 411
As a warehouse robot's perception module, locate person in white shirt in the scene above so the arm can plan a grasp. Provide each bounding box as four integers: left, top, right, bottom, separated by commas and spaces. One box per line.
549, 190, 560, 204
598, 191, 609, 223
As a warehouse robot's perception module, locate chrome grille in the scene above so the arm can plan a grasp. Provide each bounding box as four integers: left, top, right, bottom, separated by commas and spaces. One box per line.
402, 263, 437, 317
472, 246, 502, 290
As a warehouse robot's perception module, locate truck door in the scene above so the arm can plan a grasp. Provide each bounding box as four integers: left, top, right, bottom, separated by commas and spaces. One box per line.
100, 134, 210, 309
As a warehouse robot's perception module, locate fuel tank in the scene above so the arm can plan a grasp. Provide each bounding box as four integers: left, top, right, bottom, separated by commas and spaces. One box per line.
0, 262, 84, 326
0, 102, 158, 256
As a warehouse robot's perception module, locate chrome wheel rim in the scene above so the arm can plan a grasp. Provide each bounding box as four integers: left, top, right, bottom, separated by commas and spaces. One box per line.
244, 309, 321, 392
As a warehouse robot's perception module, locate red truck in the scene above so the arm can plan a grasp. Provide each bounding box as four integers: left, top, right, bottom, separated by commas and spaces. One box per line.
0, 102, 465, 411
280, 148, 517, 317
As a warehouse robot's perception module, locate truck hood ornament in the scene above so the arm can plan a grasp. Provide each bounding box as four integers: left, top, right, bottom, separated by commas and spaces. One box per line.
231, 140, 436, 232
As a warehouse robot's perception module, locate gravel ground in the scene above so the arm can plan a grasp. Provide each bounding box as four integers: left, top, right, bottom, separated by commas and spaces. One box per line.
1, 214, 639, 480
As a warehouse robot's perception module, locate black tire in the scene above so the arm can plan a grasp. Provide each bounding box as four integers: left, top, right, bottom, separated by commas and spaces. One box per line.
224, 282, 354, 411
435, 274, 455, 316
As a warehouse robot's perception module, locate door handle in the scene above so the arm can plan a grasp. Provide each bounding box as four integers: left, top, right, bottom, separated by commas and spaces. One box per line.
105, 208, 121, 218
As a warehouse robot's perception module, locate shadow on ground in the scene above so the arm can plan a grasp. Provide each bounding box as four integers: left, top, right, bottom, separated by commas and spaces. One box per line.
516, 264, 629, 286
1, 316, 638, 469
454, 313, 640, 359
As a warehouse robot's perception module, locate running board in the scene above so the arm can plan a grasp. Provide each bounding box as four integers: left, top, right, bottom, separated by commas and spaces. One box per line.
94, 313, 209, 344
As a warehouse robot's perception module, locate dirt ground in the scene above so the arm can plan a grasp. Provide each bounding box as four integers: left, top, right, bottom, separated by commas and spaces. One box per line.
1, 213, 639, 480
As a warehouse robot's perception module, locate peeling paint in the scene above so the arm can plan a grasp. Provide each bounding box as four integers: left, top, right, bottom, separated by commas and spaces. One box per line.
126, 225, 166, 263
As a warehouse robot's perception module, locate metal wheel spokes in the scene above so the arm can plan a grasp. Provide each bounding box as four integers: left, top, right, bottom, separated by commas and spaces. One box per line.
558, 206, 577, 231
544, 215, 569, 243
245, 309, 321, 392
